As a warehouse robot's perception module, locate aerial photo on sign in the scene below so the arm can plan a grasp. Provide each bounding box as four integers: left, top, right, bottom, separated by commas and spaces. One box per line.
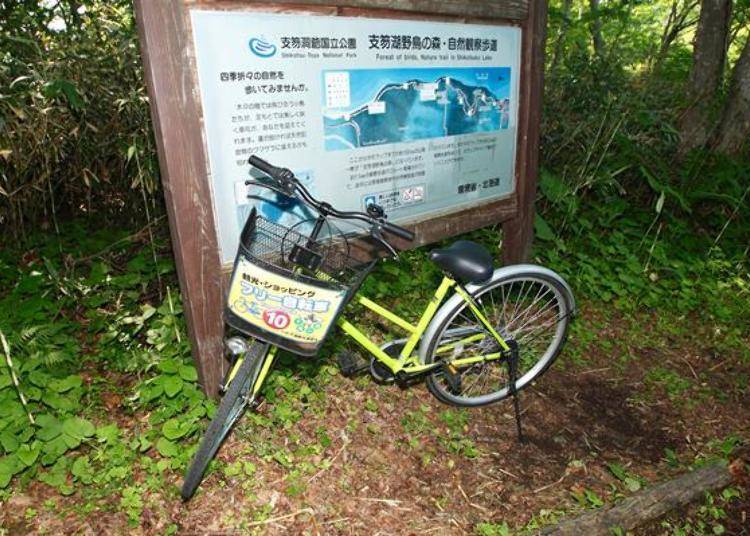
323, 67, 512, 150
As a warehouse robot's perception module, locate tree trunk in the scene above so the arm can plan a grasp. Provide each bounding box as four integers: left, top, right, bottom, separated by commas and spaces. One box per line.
713, 34, 750, 154
589, 0, 605, 61
678, 0, 732, 154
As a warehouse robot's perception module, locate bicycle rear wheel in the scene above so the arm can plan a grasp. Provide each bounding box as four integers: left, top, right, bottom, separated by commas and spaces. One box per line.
181, 339, 271, 500
424, 267, 573, 407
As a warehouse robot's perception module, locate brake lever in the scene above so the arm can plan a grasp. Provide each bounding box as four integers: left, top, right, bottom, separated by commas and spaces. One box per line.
245, 179, 294, 198
371, 225, 398, 259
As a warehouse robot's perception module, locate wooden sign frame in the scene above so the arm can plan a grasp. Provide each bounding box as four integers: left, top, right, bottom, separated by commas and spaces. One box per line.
134, 0, 547, 396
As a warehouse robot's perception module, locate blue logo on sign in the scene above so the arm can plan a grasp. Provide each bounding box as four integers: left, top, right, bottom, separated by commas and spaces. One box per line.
249, 37, 277, 58
363, 195, 377, 208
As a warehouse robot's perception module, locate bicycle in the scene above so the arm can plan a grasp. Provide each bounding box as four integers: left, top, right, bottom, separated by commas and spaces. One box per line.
181, 155, 576, 500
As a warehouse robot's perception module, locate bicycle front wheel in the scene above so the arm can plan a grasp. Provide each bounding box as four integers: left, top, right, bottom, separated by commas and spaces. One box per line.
181, 339, 271, 500
424, 267, 573, 407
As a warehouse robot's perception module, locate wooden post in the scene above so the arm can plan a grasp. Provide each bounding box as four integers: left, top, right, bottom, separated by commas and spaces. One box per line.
134, 1, 227, 397
502, 0, 547, 265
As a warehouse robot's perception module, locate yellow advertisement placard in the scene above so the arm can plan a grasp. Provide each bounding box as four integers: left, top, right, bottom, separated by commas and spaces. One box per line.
227, 256, 347, 346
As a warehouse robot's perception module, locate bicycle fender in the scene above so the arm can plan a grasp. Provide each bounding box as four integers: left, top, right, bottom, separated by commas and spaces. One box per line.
417, 264, 576, 365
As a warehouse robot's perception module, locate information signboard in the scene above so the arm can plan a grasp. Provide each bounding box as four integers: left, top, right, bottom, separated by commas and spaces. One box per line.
190, 11, 521, 264
134, 0, 547, 396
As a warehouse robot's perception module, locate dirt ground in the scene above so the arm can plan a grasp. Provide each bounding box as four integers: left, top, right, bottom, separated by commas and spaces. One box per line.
2, 306, 749, 535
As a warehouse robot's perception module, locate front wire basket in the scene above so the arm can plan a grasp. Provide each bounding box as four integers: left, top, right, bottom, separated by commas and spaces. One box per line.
225, 209, 376, 355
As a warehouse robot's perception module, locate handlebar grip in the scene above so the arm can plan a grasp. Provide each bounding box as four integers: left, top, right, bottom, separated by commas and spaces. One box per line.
382, 221, 415, 242
248, 155, 279, 177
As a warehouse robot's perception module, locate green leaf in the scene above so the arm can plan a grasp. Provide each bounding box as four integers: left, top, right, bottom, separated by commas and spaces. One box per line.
42, 392, 77, 411
71, 456, 93, 484
0, 456, 20, 488
35, 415, 63, 442
584, 489, 604, 507
61, 434, 81, 449
540, 169, 569, 204
0, 373, 12, 391
163, 375, 183, 398
37, 465, 68, 489
49, 375, 82, 393
139, 382, 164, 404
161, 419, 189, 440
534, 214, 556, 242
157, 359, 179, 374
16, 443, 40, 467
95, 424, 119, 444
42, 79, 84, 111
156, 437, 178, 458
607, 462, 628, 481
28, 370, 51, 388
178, 365, 198, 382
0, 431, 19, 453
40, 436, 69, 466
137, 436, 152, 453
62, 417, 95, 440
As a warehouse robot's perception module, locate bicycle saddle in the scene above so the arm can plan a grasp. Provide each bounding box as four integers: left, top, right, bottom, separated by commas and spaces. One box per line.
429, 240, 494, 283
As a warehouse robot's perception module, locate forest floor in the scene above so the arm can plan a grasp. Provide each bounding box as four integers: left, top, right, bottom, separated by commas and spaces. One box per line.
0, 226, 748, 535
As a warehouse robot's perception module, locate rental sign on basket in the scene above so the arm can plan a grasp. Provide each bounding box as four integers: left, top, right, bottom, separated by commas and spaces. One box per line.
226, 256, 347, 351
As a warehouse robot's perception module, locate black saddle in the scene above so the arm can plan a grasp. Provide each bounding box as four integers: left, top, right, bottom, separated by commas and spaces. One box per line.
429, 240, 494, 283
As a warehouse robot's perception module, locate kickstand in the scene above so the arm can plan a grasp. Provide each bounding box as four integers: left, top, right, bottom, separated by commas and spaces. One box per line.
507, 341, 525, 443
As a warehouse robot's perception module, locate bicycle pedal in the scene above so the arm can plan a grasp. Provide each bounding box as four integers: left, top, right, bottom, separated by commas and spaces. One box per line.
442, 364, 462, 394
337, 351, 368, 378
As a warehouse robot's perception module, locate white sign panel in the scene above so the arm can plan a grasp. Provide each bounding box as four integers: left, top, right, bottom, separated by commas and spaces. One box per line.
190, 11, 521, 264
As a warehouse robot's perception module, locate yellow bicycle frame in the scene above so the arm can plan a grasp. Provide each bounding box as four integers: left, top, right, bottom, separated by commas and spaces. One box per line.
337, 275, 510, 375
225, 275, 510, 391
224, 344, 278, 394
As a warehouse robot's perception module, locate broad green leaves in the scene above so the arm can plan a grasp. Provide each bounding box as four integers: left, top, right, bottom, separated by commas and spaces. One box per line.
62, 417, 96, 441
0, 456, 21, 488
16, 443, 40, 467
163, 375, 183, 398
179, 365, 198, 382
35, 415, 62, 442
155, 437, 179, 458
0, 236, 204, 494
534, 214, 557, 242
161, 419, 191, 441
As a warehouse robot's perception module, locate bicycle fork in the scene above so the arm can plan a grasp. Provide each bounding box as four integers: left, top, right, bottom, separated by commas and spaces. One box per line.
220, 339, 277, 400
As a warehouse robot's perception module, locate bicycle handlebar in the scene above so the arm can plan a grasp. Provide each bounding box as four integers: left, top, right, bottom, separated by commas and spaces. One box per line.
247, 155, 278, 176
381, 220, 416, 241
247, 155, 416, 243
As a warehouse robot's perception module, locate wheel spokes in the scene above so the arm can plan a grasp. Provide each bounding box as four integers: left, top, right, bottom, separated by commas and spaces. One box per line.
432, 277, 566, 402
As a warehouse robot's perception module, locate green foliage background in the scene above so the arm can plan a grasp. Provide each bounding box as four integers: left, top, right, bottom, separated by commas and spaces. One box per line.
0, 0, 748, 528
1, 1, 156, 240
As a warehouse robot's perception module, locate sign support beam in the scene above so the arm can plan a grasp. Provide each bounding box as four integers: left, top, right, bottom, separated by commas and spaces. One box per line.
135, 1, 227, 397
502, 0, 547, 265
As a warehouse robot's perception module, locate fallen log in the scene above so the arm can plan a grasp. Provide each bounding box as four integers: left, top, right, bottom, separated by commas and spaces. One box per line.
541, 462, 739, 535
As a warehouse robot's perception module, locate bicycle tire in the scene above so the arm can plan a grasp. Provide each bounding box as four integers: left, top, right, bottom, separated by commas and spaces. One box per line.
180, 339, 269, 500
424, 267, 573, 407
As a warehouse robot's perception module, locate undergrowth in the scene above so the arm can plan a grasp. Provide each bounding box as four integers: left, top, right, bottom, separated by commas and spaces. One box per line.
0, 191, 747, 519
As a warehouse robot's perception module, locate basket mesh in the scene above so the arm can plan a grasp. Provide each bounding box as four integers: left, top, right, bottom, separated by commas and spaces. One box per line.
241, 216, 369, 289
